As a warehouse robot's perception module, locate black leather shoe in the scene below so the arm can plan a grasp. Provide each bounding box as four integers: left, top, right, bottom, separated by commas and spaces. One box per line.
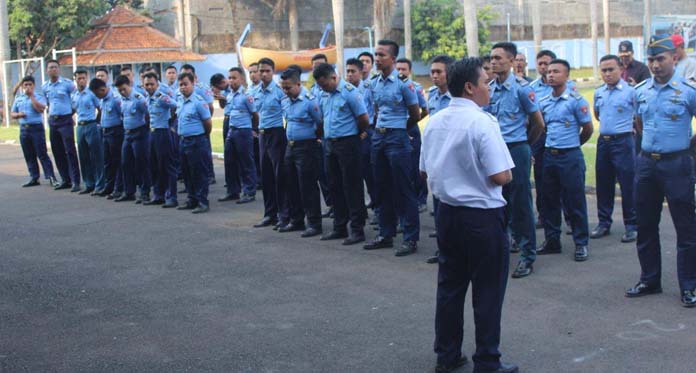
107, 192, 121, 200
625, 282, 662, 298
426, 251, 439, 264
54, 182, 72, 190
22, 178, 40, 187
321, 207, 334, 218
78, 188, 94, 195
301, 227, 322, 238
94, 190, 109, 197
253, 217, 277, 228
236, 195, 255, 204
621, 230, 638, 243
70, 185, 81, 193
320, 231, 348, 241
48, 176, 59, 187
590, 225, 610, 239
279, 223, 305, 233
143, 199, 165, 206
681, 290, 696, 308
191, 204, 209, 214
177, 201, 197, 210
435, 356, 468, 373
91, 189, 103, 196
363, 236, 393, 250
473, 362, 518, 373
537, 239, 561, 255
510, 238, 520, 253
218, 194, 240, 202
512, 261, 533, 278
114, 194, 136, 202
342, 233, 366, 246
162, 201, 178, 208
395, 241, 417, 257
273, 221, 287, 231
574, 245, 589, 261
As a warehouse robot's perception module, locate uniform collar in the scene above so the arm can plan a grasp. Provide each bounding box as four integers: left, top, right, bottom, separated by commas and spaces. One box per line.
377, 69, 399, 83
645, 73, 680, 90
231, 86, 245, 95
182, 93, 197, 102
550, 86, 574, 101
262, 80, 278, 92
449, 97, 482, 110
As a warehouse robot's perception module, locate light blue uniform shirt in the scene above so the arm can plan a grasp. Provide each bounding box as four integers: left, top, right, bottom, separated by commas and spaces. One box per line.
413, 81, 427, 109
225, 86, 256, 129
147, 87, 178, 129
120, 90, 148, 130
319, 79, 367, 139
99, 89, 123, 128
636, 75, 696, 153
310, 83, 323, 99
486, 73, 539, 143
12, 92, 47, 125
371, 69, 418, 129
283, 92, 322, 141
177, 94, 212, 137
42, 77, 75, 116
427, 86, 452, 117
196, 82, 214, 105
133, 84, 147, 97
357, 79, 375, 123
531, 78, 576, 100
254, 80, 285, 129
593, 79, 637, 135
539, 86, 592, 149
248, 82, 262, 96
71, 88, 100, 122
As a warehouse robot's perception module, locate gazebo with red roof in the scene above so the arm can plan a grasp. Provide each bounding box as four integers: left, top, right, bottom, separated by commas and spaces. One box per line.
59, 6, 205, 67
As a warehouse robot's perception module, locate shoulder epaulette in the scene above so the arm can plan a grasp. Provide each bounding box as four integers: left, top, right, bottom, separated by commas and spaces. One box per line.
570, 90, 582, 100
683, 79, 696, 90
398, 73, 409, 82
370, 74, 380, 81
306, 93, 315, 100
539, 94, 552, 102
515, 76, 530, 86
134, 93, 142, 99
194, 94, 204, 101
345, 83, 354, 91
364, 81, 371, 89
428, 85, 438, 92
634, 79, 649, 90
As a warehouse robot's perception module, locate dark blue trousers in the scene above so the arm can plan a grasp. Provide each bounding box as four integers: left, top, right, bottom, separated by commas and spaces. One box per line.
435, 203, 509, 371
76, 121, 104, 190
49, 115, 80, 186
635, 152, 696, 291
150, 128, 178, 203
169, 116, 182, 180
102, 126, 124, 194
259, 127, 289, 222
542, 148, 589, 245
284, 139, 322, 228
503, 143, 537, 263
408, 125, 428, 206
318, 141, 332, 208
595, 134, 636, 231
225, 127, 257, 197
531, 134, 546, 219
361, 127, 376, 205
326, 135, 367, 234
121, 126, 150, 197
180, 135, 210, 206
372, 129, 420, 242
19, 124, 55, 180
205, 134, 215, 180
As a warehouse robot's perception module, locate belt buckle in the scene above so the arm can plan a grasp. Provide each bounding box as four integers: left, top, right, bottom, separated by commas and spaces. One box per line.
259, 129, 265, 134
549, 149, 559, 155
602, 135, 611, 140
650, 153, 661, 160
289, 140, 295, 146
378, 127, 387, 134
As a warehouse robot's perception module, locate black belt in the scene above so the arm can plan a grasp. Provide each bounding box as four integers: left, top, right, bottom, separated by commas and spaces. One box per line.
506, 141, 527, 149
20, 123, 43, 129
78, 120, 97, 126
288, 139, 317, 147
50, 114, 72, 120
599, 132, 633, 141
259, 127, 283, 135
125, 126, 148, 134
639, 149, 691, 161
230, 126, 250, 130
376, 127, 406, 134
182, 134, 205, 139
327, 134, 359, 142
546, 147, 579, 155
150, 127, 169, 132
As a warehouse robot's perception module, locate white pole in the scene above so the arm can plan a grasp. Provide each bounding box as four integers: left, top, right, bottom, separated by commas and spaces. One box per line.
602, 0, 610, 54
3, 61, 8, 127
404, 0, 412, 59
463, 0, 479, 57
590, 0, 598, 78
332, 0, 345, 76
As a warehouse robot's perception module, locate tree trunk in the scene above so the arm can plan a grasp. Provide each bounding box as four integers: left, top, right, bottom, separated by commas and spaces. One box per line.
590, 0, 598, 78
531, 0, 542, 55
176, 0, 185, 45
644, 0, 651, 53
462, 0, 479, 57
289, 0, 299, 51
404, 0, 412, 59
183, 0, 194, 50
332, 0, 344, 76
602, 0, 610, 54
373, 0, 393, 42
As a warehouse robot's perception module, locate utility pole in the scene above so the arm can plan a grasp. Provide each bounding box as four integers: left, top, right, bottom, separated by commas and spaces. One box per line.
332, 0, 344, 76
590, 0, 599, 78
404, 0, 412, 59
602, 0, 610, 54
463, 0, 479, 57
0, 0, 10, 107
644, 0, 652, 55
176, 0, 185, 45
183, 0, 194, 50
531, 0, 542, 55
289, 0, 299, 51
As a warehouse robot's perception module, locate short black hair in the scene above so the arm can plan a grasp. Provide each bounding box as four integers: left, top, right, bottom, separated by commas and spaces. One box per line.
549, 59, 571, 73
396, 58, 412, 71
120, 65, 133, 72
599, 54, 621, 65
139, 65, 151, 74
73, 69, 88, 76
257, 58, 275, 70
346, 58, 363, 71
536, 50, 557, 60
491, 42, 518, 58
312, 53, 328, 63
378, 39, 399, 58
280, 69, 301, 83
114, 75, 131, 87
447, 57, 484, 98
286, 64, 303, 76
312, 63, 336, 81
180, 64, 196, 73
482, 55, 491, 63
210, 73, 226, 87
178, 72, 195, 83
228, 67, 245, 76
46, 59, 59, 66
21, 75, 35, 84
358, 51, 374, 64
89, 77, 106, 92
249, 62, 259, 68
430, 55, 455, 66
143, 72, 159, 81
96, 67, 109, 75
165, 65, 177, 72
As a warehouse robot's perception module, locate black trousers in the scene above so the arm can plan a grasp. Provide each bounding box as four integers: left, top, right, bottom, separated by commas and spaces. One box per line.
325, 135, 366, 234
434, 203, 509, 372
284, 139, 322, 228
259, 127, 289, 222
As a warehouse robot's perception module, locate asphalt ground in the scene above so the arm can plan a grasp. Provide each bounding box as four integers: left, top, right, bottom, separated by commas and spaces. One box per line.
1, 144, 695, 372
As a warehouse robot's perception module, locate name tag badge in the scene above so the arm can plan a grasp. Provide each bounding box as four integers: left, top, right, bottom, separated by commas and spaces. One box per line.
565, 121, 570, 128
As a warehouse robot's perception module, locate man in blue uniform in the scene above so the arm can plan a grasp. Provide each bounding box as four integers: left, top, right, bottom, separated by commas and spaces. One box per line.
180, 64, 216, 184
358, 52, 375, 81
164, 65, 182, 182
486, 42, 545, 278
363, 40, 421, 256
424, 54, 455, 264
114, 75, 150, 203
306, 54, 333, 219
43, 59, 80, 192
143, 72, 179, 208
253, 58, 290, 229
625, 35, 696, 308
120, 65, 135, 86
220, 67, 258, 204
248, 62, 263, 189
315, 63, 371, 245
536, 59, 594, 262
12, 76, 58, 187
176, 72, 213, 214
95, 67, 109, 84
421, 57, 518, 373
89, 78, 124, 199
72, 69, 104, 195
278, 69, 324, 237
590, 55, 638, 243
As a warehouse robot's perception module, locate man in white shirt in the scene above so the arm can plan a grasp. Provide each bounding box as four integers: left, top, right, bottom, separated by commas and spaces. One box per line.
420, 57, 518, 373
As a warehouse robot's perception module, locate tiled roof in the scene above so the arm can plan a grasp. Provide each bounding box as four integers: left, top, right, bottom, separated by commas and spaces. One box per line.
60, 51, 205, 66
91, 6, 153, 27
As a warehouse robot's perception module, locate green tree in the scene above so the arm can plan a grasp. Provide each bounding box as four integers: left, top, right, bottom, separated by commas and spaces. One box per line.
412, 0, 496, 62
